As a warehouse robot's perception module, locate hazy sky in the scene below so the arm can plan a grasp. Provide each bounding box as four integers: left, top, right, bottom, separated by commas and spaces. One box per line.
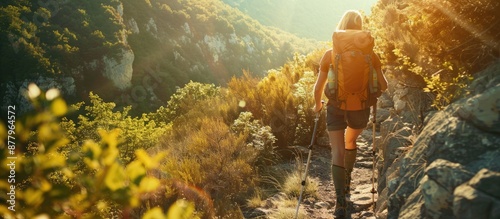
225, 0, 379, 40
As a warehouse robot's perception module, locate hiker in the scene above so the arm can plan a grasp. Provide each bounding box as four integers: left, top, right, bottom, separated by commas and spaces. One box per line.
313, 10, 388, 218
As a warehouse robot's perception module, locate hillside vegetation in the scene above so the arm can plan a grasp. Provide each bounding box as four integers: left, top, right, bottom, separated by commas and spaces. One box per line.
368, 0, 500, 109
0, 0, 318, 113
1, 0, 499, 218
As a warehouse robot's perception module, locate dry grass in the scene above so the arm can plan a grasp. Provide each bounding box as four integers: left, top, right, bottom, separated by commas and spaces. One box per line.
246, 192, 265, 208
266, 195, 307, 219
282, 151, 320, 199
268, 207, 307, 219
282, 170, 319, 198
246, 150, 319, 219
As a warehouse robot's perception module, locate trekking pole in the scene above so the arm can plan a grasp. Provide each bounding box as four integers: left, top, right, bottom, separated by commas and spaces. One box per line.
371, 103, 378, 211
294, 101, 324, 219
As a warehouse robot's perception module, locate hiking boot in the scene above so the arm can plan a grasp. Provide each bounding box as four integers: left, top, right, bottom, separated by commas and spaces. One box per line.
345, 200, 353, 219
334, 195, 347, 219
333, 206, 346, 219
332, 165, 348, 218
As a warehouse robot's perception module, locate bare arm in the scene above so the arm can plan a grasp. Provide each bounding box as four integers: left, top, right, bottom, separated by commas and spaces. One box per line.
314, 50, 331, 112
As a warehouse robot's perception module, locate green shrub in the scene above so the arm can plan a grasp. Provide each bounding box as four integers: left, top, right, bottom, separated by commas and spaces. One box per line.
228, 53, 324, 148
0, 85, 192, 218
160, 116, 258, 217
368, 0, 498, 109
61, 92, 166, 164
231, 111, 278, 167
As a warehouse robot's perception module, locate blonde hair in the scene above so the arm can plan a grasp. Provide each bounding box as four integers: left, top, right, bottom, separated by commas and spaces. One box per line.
336, 10, 363, 30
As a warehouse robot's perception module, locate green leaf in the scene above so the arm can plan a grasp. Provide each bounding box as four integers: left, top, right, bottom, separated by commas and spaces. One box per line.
166, 200, 196, 219
135, 149, 156, 169
139, 177, 160, 193
142, 207, 166, 219
0, 121, 6, 141
105, 163, 126, 191
51, 98, 67, 116
82, 140, 101, 159
126, 160, 146, 183
24, 188, 44, 206
39, 153, 66, 170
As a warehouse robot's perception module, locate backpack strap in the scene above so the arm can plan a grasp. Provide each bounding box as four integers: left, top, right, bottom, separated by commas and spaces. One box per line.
365, 54, 379, 94
326, 50, 340, 98
365, 54, 380, 108
333, 50, 348, 118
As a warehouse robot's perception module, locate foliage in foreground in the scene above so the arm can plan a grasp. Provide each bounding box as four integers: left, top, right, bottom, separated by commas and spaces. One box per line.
0, 51, 326, 217
0, 85, 194, 219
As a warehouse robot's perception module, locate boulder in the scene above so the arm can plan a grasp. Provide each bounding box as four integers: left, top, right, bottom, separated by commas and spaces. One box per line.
378, 92, 394, 109
453, 169, 500, 219
456, 61, 500, 134
376, 61, 500, 219
456, 84, 500, 134
421, 159, 474, 218
391, 83, 429, 125
102, 48, 135, 90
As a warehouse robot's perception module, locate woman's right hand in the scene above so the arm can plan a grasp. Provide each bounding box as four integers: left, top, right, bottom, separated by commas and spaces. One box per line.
313, 101, 324, 113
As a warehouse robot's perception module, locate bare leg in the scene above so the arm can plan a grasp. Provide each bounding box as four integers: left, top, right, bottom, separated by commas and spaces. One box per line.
345, 127, 363, 150
329, 130, 345, 167
344, 127, 363, 204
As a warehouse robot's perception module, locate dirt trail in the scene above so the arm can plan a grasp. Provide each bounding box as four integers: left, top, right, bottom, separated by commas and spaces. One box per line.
299, 129, 378, 219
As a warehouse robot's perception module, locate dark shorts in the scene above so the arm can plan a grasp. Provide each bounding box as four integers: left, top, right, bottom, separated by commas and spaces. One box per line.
326, 104, 370, 131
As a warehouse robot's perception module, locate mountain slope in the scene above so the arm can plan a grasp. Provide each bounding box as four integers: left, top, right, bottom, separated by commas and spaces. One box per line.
0, 0, 318, 113
223, 0, 378, 41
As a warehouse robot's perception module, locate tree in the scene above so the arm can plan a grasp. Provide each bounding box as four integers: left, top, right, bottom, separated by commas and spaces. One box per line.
368, 0, 499, 108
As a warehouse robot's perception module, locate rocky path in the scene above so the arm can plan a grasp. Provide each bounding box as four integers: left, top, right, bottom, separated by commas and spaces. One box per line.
244, 129, 380, 219
300, 129, 378, 219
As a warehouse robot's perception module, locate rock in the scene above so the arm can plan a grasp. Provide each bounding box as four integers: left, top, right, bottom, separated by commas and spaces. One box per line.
350, 183, 376, 206
393, 86, 409, 102
456, 84, 500, 134
378, 92, 394, 108
455, 62, 500, 134
128, 18, 140, 34
2, 76, 76, 114
394, 99, 406, 112
264, 199, 274, 209
204, 34, 227, 62
314, 201, 330, 209
379, 115, 411, 140
102, 48, 134, 90
376, 208, 388, 219
375, 108, 391, 124
390, 82, 430, 124
358, 211, 376, 218
468, 61, 500, 95
453, 169, 500, 219
242, 208, 267, 218
378, 116, 412, 182
146, 17, 158, 36
398, 187, 425, 219
421, 159, 474, 218
379, 63, 500, 219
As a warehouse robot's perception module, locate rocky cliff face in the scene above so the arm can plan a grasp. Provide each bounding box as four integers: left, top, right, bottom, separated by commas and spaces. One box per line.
101, 48, 134, 90
375, 62, 500, 219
